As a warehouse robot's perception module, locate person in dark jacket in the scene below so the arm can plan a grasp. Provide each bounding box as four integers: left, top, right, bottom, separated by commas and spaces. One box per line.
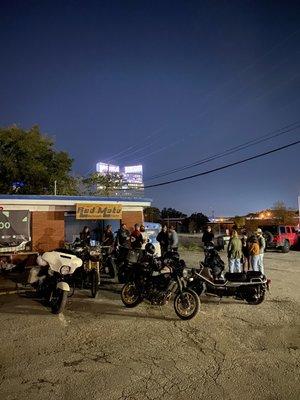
102, 225, 114, 246
80, 226, 91, 246
202, 226, 214, 247
130, 224, 144, 250
156, 225, 169, 256
115, 223, 130, 248
241, 232, 250, 272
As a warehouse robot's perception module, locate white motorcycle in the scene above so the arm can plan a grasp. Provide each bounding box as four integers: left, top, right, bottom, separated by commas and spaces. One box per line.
28, 251, 82, 314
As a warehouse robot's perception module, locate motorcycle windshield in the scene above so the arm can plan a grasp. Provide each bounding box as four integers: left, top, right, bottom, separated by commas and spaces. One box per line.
42, 251, 82, 274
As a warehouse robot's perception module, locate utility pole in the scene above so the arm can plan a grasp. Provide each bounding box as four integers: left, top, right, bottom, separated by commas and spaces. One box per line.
54, 180, 57, 196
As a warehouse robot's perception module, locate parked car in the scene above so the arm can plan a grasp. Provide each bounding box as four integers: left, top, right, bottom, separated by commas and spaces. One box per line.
261, 225, 298, 253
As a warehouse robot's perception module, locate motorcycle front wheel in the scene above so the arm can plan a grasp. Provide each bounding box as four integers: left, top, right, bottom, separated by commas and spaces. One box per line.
50, 289, 68, 314
121, 282, 142, 308
90, 269, 100, 298
174, 289, 200, 320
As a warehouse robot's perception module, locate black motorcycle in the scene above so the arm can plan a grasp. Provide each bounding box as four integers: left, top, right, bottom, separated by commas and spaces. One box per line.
188, 244, 270, 304
121, 245, 200, 320
103, 245, 142, 283
65, 240, 102, 298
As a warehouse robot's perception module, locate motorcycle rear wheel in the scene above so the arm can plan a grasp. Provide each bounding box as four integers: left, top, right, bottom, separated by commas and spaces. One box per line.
246, 292, 265, 305
121, 282, 142, 308
50, 289, 68, 314
174, 289, 200, 320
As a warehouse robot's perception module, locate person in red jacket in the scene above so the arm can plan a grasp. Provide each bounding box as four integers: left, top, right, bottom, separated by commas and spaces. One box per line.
130, 224, 144, 250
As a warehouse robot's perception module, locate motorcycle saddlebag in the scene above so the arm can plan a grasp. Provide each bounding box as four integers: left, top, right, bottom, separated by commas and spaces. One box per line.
246, 271, 264, 280
225, 272, 247, 282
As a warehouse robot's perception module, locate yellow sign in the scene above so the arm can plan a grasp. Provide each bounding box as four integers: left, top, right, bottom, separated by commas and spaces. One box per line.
76, 203, 122, 220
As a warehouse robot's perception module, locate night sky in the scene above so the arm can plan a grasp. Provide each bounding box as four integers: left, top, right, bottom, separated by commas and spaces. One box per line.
1, 0, 300, 217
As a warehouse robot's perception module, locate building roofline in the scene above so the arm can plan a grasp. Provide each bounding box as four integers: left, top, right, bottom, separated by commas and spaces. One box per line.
0, 194, 152, 203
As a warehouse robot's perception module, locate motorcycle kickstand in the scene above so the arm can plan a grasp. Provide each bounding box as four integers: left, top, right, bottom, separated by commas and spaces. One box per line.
218, 296, 223, 305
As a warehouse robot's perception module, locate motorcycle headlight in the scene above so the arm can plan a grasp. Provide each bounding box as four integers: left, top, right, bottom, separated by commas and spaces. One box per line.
90, 250, 100, 256
60, 266, 71, 275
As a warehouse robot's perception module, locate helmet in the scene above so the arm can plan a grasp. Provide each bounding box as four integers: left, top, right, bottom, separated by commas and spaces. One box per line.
145, 243, 155, 255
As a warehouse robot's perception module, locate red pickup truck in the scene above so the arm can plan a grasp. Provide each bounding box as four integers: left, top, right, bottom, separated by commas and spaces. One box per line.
261, 225, 299, 253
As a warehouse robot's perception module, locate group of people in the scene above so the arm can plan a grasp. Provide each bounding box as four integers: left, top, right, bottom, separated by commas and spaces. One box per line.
81, 223, 266, 275
80, 223, 179, 256
227, 228, 265, 274
156, 225, 178, 255
202, 225, 266, 274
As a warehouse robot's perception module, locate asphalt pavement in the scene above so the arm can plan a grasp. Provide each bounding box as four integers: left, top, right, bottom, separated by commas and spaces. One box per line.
0, 250, 299, 400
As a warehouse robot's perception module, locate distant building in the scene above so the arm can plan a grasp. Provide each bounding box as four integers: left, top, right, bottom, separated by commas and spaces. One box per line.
96, 162, 144, 193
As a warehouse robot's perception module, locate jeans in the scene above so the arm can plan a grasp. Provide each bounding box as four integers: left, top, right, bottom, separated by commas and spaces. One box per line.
229, 258, 241, 273
257, 253, 264, 274
250, 255, 260, 271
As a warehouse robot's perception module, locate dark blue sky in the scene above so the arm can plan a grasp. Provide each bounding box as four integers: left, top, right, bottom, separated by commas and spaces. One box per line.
1, 0, 300, 216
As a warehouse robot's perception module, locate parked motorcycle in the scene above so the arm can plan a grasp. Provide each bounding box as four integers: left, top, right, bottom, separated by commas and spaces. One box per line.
68, 240, 102, 298
188, 244, 270, 304
28, 251, 82, 314
121, 244, 200, 320
103, 245, 142, 283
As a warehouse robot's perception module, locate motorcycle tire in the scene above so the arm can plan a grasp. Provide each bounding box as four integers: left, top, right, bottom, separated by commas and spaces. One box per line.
50, 289, 68, 314
121, 282, 142, 308
245, 286, 265, 305
174, 289, 200, 320
246, 292, 265, 305
90, 269, 100, 298
67, 280, 75, 298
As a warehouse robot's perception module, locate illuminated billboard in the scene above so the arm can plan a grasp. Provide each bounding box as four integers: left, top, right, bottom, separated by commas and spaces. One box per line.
96, 162, 120, 174
124, 165, 143, 174
96, 161, 144, 191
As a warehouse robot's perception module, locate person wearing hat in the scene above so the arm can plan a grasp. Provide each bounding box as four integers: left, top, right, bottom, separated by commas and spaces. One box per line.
256, 228, 266, 274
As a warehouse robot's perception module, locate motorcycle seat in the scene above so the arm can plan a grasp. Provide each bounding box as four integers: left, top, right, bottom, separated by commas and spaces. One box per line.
246, 271, 264, 279
214, 278, 226, 284
224, 272, 247, 282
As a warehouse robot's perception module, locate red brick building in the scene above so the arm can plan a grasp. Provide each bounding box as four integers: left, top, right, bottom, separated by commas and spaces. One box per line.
0, 195, 151, 252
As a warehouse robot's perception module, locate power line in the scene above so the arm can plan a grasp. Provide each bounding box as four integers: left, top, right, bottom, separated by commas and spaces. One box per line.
142, 139, 300, 189
103, 28, 300, 163
144, 121, 300, 181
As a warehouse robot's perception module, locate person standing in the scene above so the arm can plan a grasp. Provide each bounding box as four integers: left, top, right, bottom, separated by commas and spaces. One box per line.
115, 223, 130, 248
248, 237, 260, 271
102, 225, 114, 246
80, 226, 91, 246
156, 225, 169, 256
115, 223, 131, 261
130, 224, 144, 250
227, 230, 242, 273
256, 228, 266, 274
241, 232, 250, 272
202, 226, 214, 247
140, 224, 148, 250
169, 225, 179, 252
